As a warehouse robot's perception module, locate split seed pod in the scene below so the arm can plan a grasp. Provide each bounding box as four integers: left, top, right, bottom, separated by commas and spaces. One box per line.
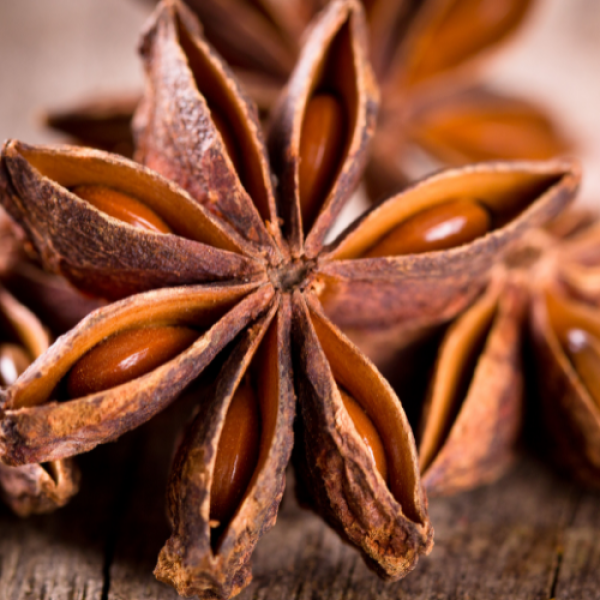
46, 0, 570, 203
0, 1, 579, 598
0, 285, 80, 516
418, 273, 527, 496
529, 217, 600, 488
361, 0, 572, 199
387, 206, 600, 498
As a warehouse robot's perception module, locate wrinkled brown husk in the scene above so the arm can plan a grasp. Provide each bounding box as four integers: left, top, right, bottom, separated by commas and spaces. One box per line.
318, 159, 579, 362
156, 295, 295, 598
0, 284, 274, 465
134, 0, 282, 257
0, 141, 265, 300
292, 291, 432, 579
267, 0, 378, 255
420, 275, 526, 495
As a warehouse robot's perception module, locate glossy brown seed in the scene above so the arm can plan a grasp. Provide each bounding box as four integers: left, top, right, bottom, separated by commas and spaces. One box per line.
363, 198, 492, 258
339, 388, 388, 481
299, 93, 346, 231
0, 343, 31, 386
71, 185, 172, 234
562, 328, 600, 409
66, 326, 198, 398
210, 381, 261, 527
211, 110, 242, 176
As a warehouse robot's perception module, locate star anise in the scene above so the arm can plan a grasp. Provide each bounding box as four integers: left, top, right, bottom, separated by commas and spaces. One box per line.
0, 281, 81, 517
47, 0, 571, 201
360, 206, 600, 499
0, 1, 578, 598
0, 212, 99, 516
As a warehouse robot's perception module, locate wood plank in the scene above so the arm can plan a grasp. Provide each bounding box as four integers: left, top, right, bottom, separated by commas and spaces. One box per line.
101, 440, 599, 600
0, 432, 139, 600
555, 487, 600, 600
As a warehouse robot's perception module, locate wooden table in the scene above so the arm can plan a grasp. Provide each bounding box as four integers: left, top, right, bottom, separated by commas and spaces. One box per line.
1, 392, 599, 600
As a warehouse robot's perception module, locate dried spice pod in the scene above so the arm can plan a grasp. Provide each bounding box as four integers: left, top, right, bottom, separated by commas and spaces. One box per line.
46, 0, 569, 208
368, 206, 600, 497
0, 283, 271, 465
318, 159, 578, 364
419, 274, 526, 495
157, 299, 294, 598
366, 0, 571, 200
0, 1, 582, 597
293, 292, 432, 578
0, 285, 80, 516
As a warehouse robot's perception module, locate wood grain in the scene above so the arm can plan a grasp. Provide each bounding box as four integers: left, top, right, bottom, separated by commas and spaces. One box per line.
2, 397, 600, 600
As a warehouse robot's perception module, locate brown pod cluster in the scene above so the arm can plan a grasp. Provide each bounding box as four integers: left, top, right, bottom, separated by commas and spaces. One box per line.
527, 218, 600, 488
45, 0, 570, 208
0, 285, 80, 516
0, 1, 581, 599
378, 204, 600, 499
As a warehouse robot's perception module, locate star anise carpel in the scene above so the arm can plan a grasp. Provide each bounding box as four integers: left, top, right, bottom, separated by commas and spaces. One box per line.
47, 0, 570, 204
0, 213, 87, 516
375, 207, 600, 499
0, 0, 581, 598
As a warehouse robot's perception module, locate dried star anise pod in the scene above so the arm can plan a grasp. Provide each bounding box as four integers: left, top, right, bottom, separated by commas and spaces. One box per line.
0, 212, 83, 516
47, 0, 570, 202
528, 213, 600, 488
377, 204, 600, 498
0, 0, 579, 597
0, 285, 81, 516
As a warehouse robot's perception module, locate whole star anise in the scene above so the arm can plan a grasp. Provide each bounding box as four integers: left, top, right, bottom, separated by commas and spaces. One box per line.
0, 281, 81, 517
47, 0, 571, 200
0, 212, 100, 516
355, 207, 600, 500
0, 1, 578, 598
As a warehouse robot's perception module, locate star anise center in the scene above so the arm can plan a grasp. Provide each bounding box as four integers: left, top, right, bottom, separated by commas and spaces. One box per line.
268, 258, 316, 292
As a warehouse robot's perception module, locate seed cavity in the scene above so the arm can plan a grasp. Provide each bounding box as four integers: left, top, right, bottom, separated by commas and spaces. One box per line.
65, 325, 199, 398
0, 343, 31, 386
211, 110, 242, 176
363, 198, 492, 258
71, 185, 172, 234
210, 381, 261, 541
299, 93, 347, 233
339, 387, 388, 482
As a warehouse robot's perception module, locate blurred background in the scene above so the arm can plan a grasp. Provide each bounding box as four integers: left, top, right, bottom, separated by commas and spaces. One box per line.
0, 0, 599, 202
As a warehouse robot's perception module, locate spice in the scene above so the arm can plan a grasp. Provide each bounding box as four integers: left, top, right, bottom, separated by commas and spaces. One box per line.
0, 283, 80, 516
0, 1, 579, 598
46, 0, 570, 202
528, 218, 600, 487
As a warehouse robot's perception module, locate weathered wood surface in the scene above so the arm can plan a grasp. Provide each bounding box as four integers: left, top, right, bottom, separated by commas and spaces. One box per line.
1, 383, 600, 600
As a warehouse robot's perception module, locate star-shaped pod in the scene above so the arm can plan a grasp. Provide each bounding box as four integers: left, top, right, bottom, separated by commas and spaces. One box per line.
0, 1, 578, 598
0, 213, 97, 515
46, 0, 570, 202
0, 281, 81, 516
370, 207, 600, 500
